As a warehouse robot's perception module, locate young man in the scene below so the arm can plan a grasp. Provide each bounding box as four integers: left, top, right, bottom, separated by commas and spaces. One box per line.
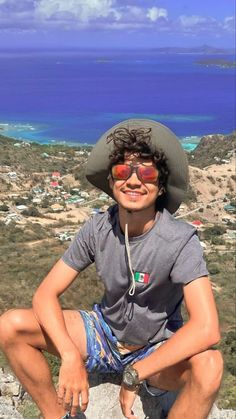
0, 120, 223, 419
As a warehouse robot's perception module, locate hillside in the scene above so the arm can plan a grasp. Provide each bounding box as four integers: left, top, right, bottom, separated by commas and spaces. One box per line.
0, 134, 235, 416
189, 132, 236, 168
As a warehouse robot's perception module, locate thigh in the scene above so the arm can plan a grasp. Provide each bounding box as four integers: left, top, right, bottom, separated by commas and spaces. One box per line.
147, 359, 190, 392
3, 307, 87, 360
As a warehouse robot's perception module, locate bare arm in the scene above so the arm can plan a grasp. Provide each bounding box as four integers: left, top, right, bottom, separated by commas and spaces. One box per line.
119, 276, 220, 418
32, 259, 89, 413
32, 258, 80, 357
133, 276, 220, 380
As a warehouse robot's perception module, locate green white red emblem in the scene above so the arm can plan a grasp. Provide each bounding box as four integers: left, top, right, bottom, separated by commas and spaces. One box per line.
134, 271, 150, 284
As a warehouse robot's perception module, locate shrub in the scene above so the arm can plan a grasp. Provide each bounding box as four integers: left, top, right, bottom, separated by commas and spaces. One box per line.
207, 175, 216, 184
211, 237, 225, 245
203, 225, 226, 241
22, 206, 41, 217
208, 263, 220, 275
220, 330, 236, 376
0, 204, 9, 212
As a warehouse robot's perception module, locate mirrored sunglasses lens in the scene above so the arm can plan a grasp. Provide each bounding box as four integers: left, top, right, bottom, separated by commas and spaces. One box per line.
112, 165, 131, 180
139, 166, 158, 182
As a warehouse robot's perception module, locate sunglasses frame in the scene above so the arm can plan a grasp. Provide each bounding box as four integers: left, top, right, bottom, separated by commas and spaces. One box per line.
111, 163, 159, 183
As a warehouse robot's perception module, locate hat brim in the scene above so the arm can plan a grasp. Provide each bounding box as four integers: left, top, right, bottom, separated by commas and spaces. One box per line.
86, 119, 189, 214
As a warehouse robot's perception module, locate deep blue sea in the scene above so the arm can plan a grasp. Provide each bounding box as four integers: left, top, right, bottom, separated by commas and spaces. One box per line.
0, 49, 235, 150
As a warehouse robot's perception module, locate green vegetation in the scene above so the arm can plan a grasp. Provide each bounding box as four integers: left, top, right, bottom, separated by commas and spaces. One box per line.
189, 132, 236, 168
0, 135, 235, 413
204, 248, 236, 408
197, 59, 236, 69
0, 135, 91, 176
201, 225, 227, 243
0, 217, 235, 410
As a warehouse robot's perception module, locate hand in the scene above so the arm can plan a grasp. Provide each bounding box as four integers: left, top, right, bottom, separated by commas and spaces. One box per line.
57, 350, 89, 416
119, 384, 139, 419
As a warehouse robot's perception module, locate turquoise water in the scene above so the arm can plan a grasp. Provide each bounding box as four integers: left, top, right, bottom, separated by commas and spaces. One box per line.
0, 50, 235, 148
0, 119, 201, 151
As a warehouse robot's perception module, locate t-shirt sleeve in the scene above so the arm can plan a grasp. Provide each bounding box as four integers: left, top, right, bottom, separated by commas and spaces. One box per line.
170, 233, 209, 285
61, 218, 95, 272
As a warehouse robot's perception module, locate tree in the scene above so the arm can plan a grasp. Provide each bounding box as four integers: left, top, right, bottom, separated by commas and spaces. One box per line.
22, 206, 41, 217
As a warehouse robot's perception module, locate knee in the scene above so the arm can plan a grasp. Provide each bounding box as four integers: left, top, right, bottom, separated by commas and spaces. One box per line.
0, 309, 30, 349
190, 350, 224, 397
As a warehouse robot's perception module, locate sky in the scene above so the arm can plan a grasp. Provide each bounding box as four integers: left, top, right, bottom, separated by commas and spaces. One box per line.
0, 0, 235, 49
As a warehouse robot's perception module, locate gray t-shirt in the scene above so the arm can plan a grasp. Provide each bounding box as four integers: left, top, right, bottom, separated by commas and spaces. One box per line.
62, 205, 209, 345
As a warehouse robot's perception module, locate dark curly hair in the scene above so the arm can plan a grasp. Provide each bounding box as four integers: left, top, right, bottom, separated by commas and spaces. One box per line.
107, 127, 169, 210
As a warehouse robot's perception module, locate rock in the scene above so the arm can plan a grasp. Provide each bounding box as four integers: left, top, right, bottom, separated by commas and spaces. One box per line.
0, 370, 235, 418
0, 400, 23, 419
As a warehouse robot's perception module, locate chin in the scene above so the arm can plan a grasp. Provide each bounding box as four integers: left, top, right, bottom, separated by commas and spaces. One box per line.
120, 201, 149, 212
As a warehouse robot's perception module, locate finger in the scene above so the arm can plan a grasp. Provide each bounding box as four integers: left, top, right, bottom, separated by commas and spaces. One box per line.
57, 385, 65, 405
126, 412, 138, 419
70, 393, 80, 417
123, 405, 139, 419
63, 388, 72, 411
80, 389, 89, 412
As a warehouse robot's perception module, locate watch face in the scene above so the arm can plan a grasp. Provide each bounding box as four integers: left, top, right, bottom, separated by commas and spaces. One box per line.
123, 366, 139, 387
125, 371, 135, 386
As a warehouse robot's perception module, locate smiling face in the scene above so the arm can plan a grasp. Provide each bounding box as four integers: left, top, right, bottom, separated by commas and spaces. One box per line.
109, 153, 162, 213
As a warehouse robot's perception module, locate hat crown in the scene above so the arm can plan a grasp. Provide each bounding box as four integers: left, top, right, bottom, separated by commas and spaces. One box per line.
86, 119, 189, 214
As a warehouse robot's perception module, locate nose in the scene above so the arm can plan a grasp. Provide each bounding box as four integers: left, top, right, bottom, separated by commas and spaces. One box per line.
126, 170, 142, 187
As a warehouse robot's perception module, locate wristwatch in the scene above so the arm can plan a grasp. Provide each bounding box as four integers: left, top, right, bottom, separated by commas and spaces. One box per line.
122, 364, 141, 390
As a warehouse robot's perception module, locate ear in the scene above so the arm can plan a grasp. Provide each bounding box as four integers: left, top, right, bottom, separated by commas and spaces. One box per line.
158, 187, 164, 197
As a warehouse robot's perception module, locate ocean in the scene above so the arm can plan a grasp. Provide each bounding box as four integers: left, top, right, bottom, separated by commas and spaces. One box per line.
0, 49, 235, 151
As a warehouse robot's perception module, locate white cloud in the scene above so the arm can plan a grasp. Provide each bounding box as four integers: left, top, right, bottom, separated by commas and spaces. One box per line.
35, 0, 116, 23
126, 6, 143, 18
179, 15, 209, 28
147, 7, 167, 22
223, 16, 235, 31
178, 13, 236, 36
0, 0, 234, 39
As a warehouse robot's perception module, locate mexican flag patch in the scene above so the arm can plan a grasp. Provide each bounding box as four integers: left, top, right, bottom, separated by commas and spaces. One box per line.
134, 271, 150, 284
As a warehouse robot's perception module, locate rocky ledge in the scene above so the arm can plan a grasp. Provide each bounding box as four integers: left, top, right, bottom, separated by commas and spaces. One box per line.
0, 369, 235, 418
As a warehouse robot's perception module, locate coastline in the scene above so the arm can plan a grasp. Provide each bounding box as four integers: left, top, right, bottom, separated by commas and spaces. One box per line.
0, 122, 93, 148
1, 119, 235, 152
0, 121, 202, 152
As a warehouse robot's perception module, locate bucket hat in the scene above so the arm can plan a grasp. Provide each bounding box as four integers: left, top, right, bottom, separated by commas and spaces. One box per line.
86, 119, 189, 214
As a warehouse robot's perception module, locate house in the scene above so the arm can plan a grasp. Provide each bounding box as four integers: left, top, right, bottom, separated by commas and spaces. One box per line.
50, 204, 64, 212
99, 192, 109, 201
52, 172, 61, 179
91, 208, 103, 215
80, 191, 89, 198
190, 220, 204, 229
50, 181, 59, 188
4, 213, 22, 225
71, 188, 80, 194
224, 204, 235, 213
7, 172, 17, 180
75, 151, 85, 156
16, 205, 28, 211
225, 230, 236, 240
56, 231, 74, 241
32, 187, 43, 194
32, 198, 42, 204
65, 196, 84, 204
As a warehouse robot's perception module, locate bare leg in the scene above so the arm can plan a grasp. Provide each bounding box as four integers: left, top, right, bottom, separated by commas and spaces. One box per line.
0, 308, 87, 419
147, 350, 223, 419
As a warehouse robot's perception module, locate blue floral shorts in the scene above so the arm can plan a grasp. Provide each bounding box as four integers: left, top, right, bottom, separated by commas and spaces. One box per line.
79, 303, 164, 374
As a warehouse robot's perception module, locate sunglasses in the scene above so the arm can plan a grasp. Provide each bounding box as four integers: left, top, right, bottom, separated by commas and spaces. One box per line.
111, 163, 159, 183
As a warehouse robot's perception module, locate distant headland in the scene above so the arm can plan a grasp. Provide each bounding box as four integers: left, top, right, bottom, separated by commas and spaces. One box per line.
152, 44, 234, 55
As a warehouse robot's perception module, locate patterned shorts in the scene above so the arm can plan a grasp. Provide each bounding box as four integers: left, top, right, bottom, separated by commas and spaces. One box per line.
79, 303, 164, 374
